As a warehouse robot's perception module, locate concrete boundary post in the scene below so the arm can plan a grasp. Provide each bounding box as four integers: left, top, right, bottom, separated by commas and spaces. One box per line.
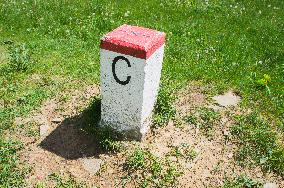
100, 24, 166, 140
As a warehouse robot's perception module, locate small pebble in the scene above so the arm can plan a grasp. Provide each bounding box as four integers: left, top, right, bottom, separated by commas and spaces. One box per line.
81, 158, 104, 175
169, 156, 177, 162
263, 183, 278, 188
40, 124, 50, 136
212, 91, 240, 107
223, 130, 230, 136
51, 117, 62, 123
227, 153, 233, 159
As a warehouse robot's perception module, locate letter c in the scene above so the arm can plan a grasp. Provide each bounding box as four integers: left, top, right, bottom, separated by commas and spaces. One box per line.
112, 56, 131, 85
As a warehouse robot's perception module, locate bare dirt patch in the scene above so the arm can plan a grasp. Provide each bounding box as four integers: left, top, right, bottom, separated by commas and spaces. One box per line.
212, 90, 241, 107
175, 81, 207, 116
13, 82, 284, 187
14, 85, 103, 186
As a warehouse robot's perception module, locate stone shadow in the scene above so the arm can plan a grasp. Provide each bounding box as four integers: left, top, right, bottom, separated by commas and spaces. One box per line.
40, 97, 103, 160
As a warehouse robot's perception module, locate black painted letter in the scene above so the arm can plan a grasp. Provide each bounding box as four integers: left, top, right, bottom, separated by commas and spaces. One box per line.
112, 56, 131, 85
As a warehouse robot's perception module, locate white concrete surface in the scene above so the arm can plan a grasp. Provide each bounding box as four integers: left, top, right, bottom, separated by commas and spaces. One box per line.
100, 45, 164, 140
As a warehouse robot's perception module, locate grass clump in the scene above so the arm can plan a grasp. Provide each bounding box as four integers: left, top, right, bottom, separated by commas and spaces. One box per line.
170, 143, 198, 161
223, 174, 262, 188
125, 148, 148, 170
124, 148, 182, 187
49, 173, 87, 188
78, 96, 122, 153
96, 127, 122, 153
183, 114, 197, 125
0, 139, 29, 187
153, 83, 176, 127
197, 107, 220, 137
158, 165, 181, 188
6, 43, 34, 72
230, 112, 284, 175
178, 108, 219, 137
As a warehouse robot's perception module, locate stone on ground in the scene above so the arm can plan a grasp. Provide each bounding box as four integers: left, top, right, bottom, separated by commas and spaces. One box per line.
39, 124, 50, 136
263, 183, 278, 188
80, 158, 104, 175
51, 117, 62, 123
212, 91, 240, 107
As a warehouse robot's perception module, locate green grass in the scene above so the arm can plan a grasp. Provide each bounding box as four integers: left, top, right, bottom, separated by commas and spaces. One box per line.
73, 96, 122, 152
153, 81, 177, 127
0, 0, 283, 186
0, 139, 29, 187
183, 107, 220, 137
1, 0, 283, 124
184, 114, 198, 125
48, 173, 88, 188
230, 112, 284, 175
170, 143, 198, 161
198, 107, 220, 137
124, 148, 182, 187
223, 174, 262, 188
6, 43, 34, 72
125, 148, 148, 170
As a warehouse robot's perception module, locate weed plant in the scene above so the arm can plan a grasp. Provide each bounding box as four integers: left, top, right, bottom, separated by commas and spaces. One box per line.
223, 174, 262, 188
125, 148, 182, 187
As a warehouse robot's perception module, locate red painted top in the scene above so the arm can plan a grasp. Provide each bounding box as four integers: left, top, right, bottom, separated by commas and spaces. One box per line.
100, 24, 166, 59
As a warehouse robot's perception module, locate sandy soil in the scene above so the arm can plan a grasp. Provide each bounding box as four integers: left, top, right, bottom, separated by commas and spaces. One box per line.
13, 83, 283, 187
